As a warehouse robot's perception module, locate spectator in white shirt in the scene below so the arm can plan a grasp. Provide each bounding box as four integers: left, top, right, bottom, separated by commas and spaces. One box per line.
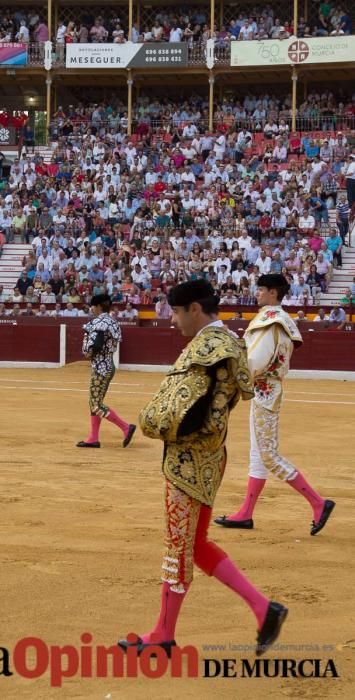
238, 19, 254, 40
213, 133, 226, 160
53, 209, 67, 226
273, 141, 288, 163
203, 165, 216, 187
217, 265, 230, 286
232, 262, 249, 288
119, 302, 139, 320
62, 303, 79, 317
16, 21, 30, 42
194, 193, 209, 212
181, 194, 195, 211
314, 308, 330, 321
214, 252, 231, 275
131, 263, 152, 288
169, 25, 183, 42
51, 303, 64, 317
93, 185, 106, 203
124, 143, 137, 164
37, 250, 53, 272
56, 20, 66, 43
299, 209, 315, 232
191, 135, 202, 154
282, 292, 298, 306
182, 122, 198, 139
145, 167, 157, 186
180, 166, 196, 184
37, 304, 50, 317
220, 289, 238, 304
271, 211, 287, 229
264, 119, 279, 138
345, 154, 355, 206
41, 285, 57, 304
237, 231, 252, 250
255, 250, 272, 274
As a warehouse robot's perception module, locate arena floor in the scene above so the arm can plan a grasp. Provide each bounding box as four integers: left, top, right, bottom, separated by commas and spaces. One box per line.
0, 363, 354, 700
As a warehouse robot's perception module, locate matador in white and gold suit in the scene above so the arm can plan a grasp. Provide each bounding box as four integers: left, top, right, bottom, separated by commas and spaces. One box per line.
215, 274, 335, 536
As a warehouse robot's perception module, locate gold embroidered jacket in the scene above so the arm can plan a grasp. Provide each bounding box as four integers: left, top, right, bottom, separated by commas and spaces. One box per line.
139, 325, 254, 506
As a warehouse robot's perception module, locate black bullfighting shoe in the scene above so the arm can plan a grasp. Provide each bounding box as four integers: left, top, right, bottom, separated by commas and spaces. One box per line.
256, 602, 288, 657
76, 441, 100, 448
310, 500, 336, 536
118, 637, 177, 658
123, 424, 136, 448
214, 515, 254, 529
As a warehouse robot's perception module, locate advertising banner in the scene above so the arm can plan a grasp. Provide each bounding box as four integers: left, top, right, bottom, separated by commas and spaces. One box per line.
0, 126, 17, 145
66, 42, 188, 69
230, 35, 355, 67
0, 43, 27, 66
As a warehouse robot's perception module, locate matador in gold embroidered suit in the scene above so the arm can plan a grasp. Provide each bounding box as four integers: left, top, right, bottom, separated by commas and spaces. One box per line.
118, 279, 288, 658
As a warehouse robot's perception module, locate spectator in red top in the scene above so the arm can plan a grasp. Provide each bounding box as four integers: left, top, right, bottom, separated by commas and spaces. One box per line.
259, 212, 272, 234
153, 175, 165, 194
35, 159, 47, 177
289, 132, 301, 155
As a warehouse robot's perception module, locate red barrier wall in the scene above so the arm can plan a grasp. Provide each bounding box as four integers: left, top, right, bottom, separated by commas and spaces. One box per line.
0, 322, 60, 362
0, 320, 355, 371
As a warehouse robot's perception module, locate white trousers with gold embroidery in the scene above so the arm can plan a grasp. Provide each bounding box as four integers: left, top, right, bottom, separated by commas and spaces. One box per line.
248, 402, 297, 481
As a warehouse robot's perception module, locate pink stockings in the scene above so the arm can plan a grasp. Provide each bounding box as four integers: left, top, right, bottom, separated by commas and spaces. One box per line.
227, 473, 325, 524
141, 497, 269, 643
86, 410, 129, 443
86, 415, 101, 443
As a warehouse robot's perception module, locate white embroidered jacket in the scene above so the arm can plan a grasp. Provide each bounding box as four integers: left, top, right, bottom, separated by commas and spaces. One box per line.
244, 306, 303, 411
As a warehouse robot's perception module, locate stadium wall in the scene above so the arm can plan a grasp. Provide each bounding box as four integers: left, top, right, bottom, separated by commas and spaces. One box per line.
0, 320, 355, 373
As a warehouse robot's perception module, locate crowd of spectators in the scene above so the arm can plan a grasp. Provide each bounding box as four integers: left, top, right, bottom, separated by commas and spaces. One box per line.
0, 90, 354, 320
0, 3, 353, 48
47, 90, 355, 139
0, 10, 49, 43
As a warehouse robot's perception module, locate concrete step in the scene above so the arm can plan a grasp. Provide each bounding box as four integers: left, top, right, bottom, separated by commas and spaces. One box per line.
0, 258, 27, 264
0, 264, 23, 271
4, 243, 32, 248
0, 271, 20, 279
328, 279, 353, 286
319, 295, 349, 303
2, 250, 29, 255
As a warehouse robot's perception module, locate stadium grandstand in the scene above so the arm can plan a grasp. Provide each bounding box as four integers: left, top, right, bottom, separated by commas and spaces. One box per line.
0, 0, 355, 368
